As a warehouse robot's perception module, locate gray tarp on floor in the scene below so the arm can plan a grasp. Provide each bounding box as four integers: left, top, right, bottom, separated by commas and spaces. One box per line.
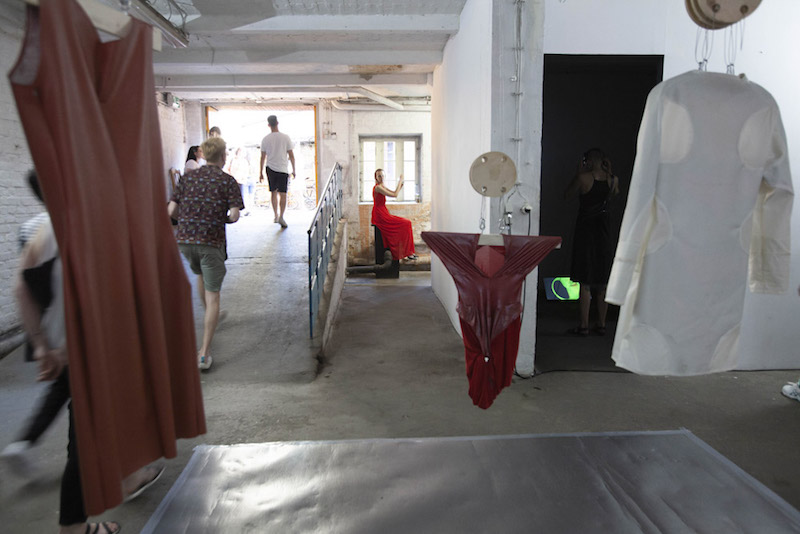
141, 430, 800, 533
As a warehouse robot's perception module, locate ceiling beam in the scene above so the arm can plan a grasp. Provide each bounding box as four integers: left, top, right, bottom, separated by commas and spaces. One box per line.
221, 15, 460, 34
152, 49, 444, 68
352, 87, 404, 110
154, 73, 431, 90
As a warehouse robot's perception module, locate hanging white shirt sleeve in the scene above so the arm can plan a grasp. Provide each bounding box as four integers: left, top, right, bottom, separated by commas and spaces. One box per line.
605, 84, 664, 305
747, 103, 793, 294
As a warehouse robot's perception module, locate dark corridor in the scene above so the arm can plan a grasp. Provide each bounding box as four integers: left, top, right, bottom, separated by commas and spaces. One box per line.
535, 54, 663, 372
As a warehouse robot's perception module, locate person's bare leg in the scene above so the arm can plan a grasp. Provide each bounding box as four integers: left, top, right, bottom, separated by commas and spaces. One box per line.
595, 286, 608, 328
122, 464, 163, 499
279, 192, 287, 218
271, 190, 279, 222
578, 285, 591, 329
277, 192, 288, 227
197, 274, 206, 309
199, 289, 220, 357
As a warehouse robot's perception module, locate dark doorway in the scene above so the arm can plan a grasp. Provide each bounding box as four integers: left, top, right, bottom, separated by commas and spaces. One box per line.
535, 54, 663, 373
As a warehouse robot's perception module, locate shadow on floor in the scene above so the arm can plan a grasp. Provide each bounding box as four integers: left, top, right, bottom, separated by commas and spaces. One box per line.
535, 295, 625, 373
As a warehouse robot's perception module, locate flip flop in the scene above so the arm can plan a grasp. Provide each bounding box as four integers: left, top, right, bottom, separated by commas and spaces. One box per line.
85, 521, 121, 534
124, 464, 164, 503
567, 327, 589, 337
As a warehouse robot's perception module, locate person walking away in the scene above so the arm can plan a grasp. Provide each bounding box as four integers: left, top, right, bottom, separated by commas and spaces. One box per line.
169, 137, 244, 370
259, 115, 296, 228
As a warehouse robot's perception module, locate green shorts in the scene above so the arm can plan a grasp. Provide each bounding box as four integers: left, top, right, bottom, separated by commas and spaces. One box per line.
178, 244, 227, 292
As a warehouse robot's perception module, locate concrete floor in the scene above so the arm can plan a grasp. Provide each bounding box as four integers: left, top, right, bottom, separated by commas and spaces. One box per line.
1, 207, 800, 532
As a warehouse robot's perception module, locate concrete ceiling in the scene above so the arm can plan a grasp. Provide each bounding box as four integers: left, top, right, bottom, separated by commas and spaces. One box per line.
139, 0, 469, 106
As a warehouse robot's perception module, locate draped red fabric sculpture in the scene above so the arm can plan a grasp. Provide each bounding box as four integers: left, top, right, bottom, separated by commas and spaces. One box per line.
10, 0, 205, 513
422, 232, 561, 408
372, 185, 415, 259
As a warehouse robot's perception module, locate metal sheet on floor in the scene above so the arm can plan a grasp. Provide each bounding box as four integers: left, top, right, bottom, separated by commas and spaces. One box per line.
141, 430, 800, 533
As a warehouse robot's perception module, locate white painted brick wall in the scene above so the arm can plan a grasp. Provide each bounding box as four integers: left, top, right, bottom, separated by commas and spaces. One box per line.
157, 98, 188, 196
183, 101, 204, 147
0, 7, 37, 341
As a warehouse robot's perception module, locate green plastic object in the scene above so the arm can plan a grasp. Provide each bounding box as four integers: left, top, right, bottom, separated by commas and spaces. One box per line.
547, 277, 580, 301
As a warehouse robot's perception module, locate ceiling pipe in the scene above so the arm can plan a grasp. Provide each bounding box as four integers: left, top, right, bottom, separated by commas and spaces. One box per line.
351, 87, 404, 110
329, 100, 430, 112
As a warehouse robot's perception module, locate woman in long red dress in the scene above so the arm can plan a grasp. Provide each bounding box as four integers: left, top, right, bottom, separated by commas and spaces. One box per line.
371, 169, 417, 261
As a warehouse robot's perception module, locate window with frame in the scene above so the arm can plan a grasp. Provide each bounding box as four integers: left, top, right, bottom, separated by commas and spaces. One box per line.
360, 136, 421, 203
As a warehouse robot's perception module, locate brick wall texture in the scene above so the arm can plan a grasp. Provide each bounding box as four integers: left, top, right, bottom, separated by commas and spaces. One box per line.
0, 10, 36, 340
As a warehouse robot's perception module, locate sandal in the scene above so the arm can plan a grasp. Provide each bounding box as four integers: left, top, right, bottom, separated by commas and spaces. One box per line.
568, 327, 589, 337
85, 521, 121, 534
124, 464, 164, 502
592, 325, 607, 336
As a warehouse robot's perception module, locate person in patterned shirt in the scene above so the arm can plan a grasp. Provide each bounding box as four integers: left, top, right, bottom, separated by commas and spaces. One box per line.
169, 136, 244, 371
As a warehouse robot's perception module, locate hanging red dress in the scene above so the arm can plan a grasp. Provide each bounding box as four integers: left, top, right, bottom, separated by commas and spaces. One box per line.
422, 232, 561, 409
9, 0, 205, 514
371, 185, 415, 259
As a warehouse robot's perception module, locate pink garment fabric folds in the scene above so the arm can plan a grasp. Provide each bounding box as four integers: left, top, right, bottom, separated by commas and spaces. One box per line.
9, 0, 205, 514
422, 232, 561, 408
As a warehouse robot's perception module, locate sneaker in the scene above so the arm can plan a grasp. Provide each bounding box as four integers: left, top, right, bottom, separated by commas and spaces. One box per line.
278, 217, 288, 228
198, 354, 213, 371
781, 382, 800, 402
1, 440, 35, 478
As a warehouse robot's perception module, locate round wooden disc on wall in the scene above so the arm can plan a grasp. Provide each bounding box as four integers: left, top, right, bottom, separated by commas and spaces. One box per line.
686, 0, 762, 29
469, 151, 517, 198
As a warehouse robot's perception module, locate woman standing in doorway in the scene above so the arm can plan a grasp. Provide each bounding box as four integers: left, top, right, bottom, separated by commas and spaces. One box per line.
372, 169, 417, 261
564, 148, 619, 336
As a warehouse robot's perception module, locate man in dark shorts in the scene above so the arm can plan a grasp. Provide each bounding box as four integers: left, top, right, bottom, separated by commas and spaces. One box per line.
259, 115, 296, 228
169, 136, 244, 370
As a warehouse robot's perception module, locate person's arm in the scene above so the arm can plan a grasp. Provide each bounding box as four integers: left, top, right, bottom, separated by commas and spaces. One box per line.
287, 149, 296, 177
227, 207, 240, 223
610, 174, 620, 196
259, 151, 266, 183
15, 230, 66, 381
376, 175, 404, 198
167, 200, 179, 219
564, 176, 581, 200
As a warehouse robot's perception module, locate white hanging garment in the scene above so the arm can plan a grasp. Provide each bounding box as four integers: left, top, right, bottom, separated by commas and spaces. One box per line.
607, 70, 792, 376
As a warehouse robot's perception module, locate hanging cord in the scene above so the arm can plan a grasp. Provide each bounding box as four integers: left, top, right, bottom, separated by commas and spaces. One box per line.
139, 0, 190, 31
694, 27, 714, 71
478, 190, 487, 232
511, 0, 525, 166
724, 19, 744, 75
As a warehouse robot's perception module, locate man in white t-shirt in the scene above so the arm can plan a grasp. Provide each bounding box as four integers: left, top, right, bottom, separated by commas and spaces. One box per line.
259, 115, 296, 228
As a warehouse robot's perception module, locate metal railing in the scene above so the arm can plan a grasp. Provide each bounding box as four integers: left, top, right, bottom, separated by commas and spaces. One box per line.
307, 163, 343, 338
